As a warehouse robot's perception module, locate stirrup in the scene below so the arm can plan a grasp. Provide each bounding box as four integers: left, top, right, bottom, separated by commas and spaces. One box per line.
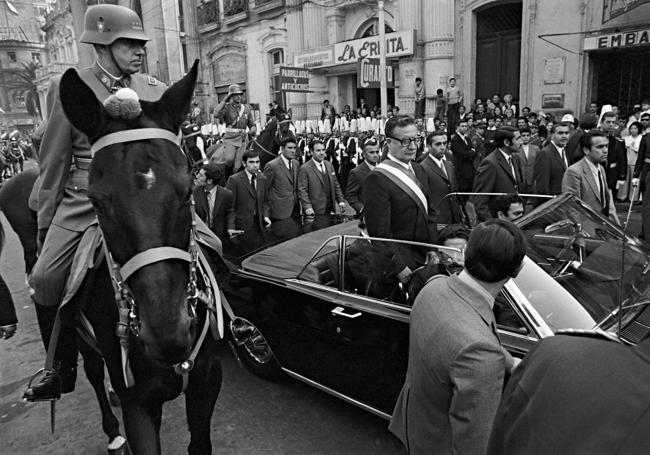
23, 368, 61, 402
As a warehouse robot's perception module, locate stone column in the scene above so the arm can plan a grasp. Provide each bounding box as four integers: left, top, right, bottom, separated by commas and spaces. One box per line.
285, 0, 307, 119
396, 0, 424, 116
422, 0, 454, 115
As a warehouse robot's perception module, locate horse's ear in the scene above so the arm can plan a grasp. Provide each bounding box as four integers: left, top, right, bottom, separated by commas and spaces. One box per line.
159, 59, 199, 131
59, 69, 104, 139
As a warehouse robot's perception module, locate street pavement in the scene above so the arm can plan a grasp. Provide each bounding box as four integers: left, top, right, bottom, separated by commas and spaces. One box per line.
0, 163, 642, 454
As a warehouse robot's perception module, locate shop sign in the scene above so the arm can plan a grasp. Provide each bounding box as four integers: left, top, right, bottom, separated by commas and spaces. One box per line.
279, 66, 311, 93
357, 58, 395, 89
294, 48, 334, 68
602, 0, 650, 23
335, 30, 415, 65
541, 93, 565, 109
584, 28, 650, 50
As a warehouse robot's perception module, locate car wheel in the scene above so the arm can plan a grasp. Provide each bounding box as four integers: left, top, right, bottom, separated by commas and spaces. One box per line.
229, 317, 283, 381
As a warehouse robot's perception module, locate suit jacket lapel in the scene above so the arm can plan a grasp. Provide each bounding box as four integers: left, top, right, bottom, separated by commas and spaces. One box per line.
582, 160, 601, 201
497, 153, 517, 184
427, 156, 449, 182
312, 160, 326, 185
242, 172, 256, 199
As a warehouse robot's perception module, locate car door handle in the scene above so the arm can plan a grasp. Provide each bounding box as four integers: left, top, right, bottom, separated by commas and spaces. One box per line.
331, 306, 362, 319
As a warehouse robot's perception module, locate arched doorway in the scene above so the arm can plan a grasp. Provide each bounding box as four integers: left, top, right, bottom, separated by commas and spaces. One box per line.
475, 1, 522, 102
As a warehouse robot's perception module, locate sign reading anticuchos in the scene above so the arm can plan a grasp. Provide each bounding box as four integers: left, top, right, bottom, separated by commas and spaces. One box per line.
279, 66, 311, 93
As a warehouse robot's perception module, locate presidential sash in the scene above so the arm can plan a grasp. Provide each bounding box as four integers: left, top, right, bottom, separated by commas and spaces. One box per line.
375, 160, 428, 219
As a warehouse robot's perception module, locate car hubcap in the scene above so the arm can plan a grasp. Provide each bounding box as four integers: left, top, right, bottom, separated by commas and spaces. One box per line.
230, 318, 274, 364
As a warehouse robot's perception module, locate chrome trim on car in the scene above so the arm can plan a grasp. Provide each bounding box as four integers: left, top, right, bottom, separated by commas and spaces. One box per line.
281, 367, 392, 421
504, 280, 554, 338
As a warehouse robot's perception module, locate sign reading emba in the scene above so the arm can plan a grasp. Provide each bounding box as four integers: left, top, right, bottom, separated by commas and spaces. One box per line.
584, 28, 650, 50
336, 30, 415, 64
357, 58, 395, 89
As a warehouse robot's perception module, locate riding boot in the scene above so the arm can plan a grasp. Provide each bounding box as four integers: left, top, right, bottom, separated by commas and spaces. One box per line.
24, 303, 78, 401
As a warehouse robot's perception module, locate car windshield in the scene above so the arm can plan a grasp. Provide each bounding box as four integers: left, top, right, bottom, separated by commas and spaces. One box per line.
515, 195, 650, 330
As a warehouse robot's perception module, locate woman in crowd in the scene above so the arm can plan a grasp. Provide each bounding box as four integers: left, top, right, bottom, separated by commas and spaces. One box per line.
620, 121, 643, 202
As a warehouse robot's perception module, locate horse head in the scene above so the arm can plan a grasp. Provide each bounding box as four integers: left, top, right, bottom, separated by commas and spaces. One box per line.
274, 107, 292, 142
59, 61, 200, 365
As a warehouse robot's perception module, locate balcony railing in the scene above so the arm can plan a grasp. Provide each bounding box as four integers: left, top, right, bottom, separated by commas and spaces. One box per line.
197, 1, 220, 28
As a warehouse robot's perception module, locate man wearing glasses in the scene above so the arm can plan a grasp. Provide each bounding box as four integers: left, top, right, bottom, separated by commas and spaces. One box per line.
363, 116, 437, 285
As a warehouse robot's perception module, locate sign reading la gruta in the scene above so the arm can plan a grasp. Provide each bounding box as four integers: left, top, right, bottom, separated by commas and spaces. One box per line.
357, 58, 395, 89
279, 66, 311, 93
293, 30, 415, 69
336, 30, 415, 64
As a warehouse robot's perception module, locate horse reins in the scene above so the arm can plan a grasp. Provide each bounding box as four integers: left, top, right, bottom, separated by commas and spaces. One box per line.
90, 127, 221, 390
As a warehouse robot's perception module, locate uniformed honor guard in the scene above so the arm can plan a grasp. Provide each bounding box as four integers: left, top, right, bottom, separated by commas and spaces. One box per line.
212, 84, 257, 175
23, 4, 199, 402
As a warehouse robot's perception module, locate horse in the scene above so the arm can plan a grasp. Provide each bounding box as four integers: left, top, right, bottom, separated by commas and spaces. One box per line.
208, 106, 292, 176
250, 106, 293, 169
47, 60, 222, 454
0, 168, 128, 454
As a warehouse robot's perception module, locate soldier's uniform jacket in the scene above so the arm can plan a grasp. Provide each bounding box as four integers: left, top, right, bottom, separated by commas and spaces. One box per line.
33, 63, 166, 232
215, 103, 255, 141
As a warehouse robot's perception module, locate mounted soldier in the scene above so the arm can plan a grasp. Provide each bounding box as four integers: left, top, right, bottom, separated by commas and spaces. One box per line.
211, 83, 256, 175
23, 4, 223, 403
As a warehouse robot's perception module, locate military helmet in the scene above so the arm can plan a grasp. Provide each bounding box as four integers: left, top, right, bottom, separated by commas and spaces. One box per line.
80, 4, 149, 46
227, 84, 244, 96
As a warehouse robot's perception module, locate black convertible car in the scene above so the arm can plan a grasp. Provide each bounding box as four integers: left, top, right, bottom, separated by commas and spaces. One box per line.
222, 194, 650, 419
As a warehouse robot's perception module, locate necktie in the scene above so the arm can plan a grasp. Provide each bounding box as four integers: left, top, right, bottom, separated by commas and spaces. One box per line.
206, 190, 213, 222
250, 174, 257, 197
561, 148, 568, 168
289, 160, 293, 172
507, 156, 517, 182
319, 163, 325, 174
598, 167, 608, 215
439, 160, 448, 179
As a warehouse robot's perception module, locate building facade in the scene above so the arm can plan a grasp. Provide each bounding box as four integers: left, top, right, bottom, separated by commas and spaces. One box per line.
185, 0, 650, 123
0, 1, 48, 134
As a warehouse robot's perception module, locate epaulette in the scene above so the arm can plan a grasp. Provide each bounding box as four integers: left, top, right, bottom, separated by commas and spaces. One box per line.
147, 76, 158, 86
555, 328, 623, 343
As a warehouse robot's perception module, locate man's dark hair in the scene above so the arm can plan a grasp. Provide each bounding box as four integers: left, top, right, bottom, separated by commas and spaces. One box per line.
641, 113, 650, 121
436, 88, 444, 95
323, 99, 329, 104
580, 129, 607, 152
465, 219, 527, 282
519, 126, 531, 134
579, 113, 599, 130
601, 111, 617, 120
493, 127, 517, 147
384, 115, 415, 138
439, 224, 470, 245
489, 194, 523, 218
242, 149, 260, 162
415, 77, 422, 83
310, 139, 324, 150
449, 77, 456, 82
426, 130, 447, 146
552, 122, 571, 133
203, 162, 224, 184
281, 135, 297, 148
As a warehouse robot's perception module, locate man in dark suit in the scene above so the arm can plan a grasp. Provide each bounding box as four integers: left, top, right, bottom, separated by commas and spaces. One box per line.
225, 149, 271, 233
516, 126, 540, 193
297, 140, 346, 216
193, 162, 235, 240
565, 113, 598, 165
472, 127, 524, 221
263, 135, 300, 221
533, 122, 570, 195
600, 111, 627, 199
420, 130, 459, 226
363, 116, 437, 285
633, 118, 650, 237
345, 137, 380, 215
451, 119, 476, 192
488, 333, 650, 455
390, 220, 523, 455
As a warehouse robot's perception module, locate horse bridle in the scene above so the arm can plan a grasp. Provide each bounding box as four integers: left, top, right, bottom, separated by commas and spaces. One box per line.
90, 127, 216, 384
